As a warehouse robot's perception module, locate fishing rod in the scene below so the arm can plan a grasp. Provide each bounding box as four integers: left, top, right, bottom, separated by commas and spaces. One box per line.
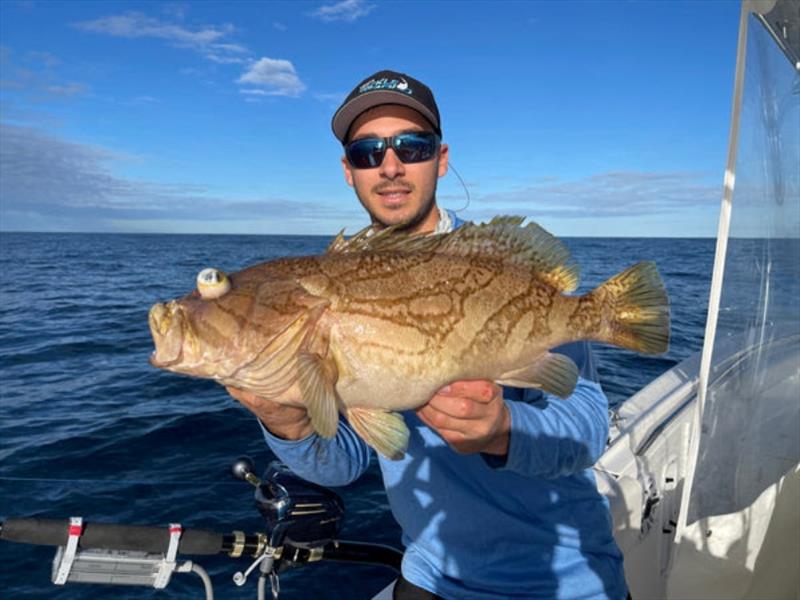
0, 458, 402, 599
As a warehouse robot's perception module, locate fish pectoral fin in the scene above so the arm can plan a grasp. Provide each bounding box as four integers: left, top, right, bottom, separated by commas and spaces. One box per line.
296, 352, 339, 439
346, 408, 409, 461
496, 352, 579, 399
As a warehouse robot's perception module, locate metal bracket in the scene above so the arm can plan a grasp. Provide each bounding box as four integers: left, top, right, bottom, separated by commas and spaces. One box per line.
153, 523, 182, 589
52, 517, 83, 585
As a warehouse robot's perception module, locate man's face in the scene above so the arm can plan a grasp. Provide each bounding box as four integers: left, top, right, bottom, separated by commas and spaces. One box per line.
341, 105, 449, 234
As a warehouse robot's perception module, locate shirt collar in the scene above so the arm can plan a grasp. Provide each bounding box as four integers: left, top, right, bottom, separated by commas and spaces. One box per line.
433, 205, 453, 234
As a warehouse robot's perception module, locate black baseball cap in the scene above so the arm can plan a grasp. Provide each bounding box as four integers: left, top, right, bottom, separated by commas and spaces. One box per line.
331, 70, 441, 143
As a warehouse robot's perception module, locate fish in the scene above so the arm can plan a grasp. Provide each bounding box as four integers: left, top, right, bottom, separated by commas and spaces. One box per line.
148, 216, 670, 460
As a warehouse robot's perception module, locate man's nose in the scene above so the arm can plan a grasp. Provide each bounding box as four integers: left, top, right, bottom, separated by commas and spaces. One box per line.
379, 148, 405, 179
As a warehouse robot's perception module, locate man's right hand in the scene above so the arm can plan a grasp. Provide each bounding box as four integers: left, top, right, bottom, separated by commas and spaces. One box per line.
226, 386, 314, 441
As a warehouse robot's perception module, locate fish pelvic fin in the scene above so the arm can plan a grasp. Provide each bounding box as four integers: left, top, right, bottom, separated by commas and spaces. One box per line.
297, 352, 340, 438
346, 408, 409, 461
496, 352, 579, 399
586, 261, 670, 355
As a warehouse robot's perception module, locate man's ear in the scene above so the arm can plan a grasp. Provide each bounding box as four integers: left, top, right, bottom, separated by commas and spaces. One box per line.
437, 143, 449, 178
341, 156, 355, 187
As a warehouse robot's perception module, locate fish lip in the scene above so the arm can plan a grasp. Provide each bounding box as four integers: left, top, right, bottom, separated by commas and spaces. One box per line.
148, 301, 185, 368
148, 348, 183, 369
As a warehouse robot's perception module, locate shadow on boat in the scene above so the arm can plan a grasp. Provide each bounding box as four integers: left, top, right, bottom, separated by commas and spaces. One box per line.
384, 410, 625, 599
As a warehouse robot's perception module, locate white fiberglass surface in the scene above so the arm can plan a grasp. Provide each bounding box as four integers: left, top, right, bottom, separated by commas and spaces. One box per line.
686, 11, 800, 528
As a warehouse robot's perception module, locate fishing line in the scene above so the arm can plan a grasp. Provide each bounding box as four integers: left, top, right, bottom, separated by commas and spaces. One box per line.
448, 162, 471, 213
0, 476, 242, 487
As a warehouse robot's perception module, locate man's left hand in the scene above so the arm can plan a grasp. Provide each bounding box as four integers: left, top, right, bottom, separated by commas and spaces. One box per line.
416, 380, 510, 456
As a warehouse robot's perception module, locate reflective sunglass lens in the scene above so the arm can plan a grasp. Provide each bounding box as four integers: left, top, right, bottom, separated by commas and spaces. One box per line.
346, 139, 386, 169
346, 133, 439, 169
394, 133, 437, 163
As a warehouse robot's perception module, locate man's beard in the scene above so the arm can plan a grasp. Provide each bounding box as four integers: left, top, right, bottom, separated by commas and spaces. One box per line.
359, 181, 438, 233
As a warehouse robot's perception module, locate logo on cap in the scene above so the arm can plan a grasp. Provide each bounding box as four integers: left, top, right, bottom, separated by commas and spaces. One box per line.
359, 77, 413, 96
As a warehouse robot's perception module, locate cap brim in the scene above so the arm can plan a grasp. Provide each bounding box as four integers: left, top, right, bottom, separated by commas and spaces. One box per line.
332, 91, 440, 142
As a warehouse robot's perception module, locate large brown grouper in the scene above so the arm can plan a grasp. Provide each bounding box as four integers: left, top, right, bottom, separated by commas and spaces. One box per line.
149, 216, 669, 459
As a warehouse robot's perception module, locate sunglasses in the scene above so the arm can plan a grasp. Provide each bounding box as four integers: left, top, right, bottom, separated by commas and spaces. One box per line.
344, 132, 441, 169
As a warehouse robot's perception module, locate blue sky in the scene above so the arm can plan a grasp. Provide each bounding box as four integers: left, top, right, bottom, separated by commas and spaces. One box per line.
0, 0, 741, 236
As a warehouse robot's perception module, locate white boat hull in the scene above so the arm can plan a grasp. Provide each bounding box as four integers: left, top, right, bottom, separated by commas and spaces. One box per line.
595, 334, 800, 599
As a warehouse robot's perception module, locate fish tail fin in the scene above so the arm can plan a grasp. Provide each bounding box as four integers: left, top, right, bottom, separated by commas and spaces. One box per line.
586, 261, 670, 354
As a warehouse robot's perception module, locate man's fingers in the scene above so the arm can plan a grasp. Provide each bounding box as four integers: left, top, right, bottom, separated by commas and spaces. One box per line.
417, 407, 483, 454
418, 401, 490, 431
426, 394, 484, 420
436, 380, 500, 403
417, 405, 465, 436
416, 406, 435, 429
418, 390, 511, 456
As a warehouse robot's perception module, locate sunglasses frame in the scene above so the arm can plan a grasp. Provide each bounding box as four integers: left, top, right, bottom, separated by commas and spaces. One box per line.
344, 131, 441, 170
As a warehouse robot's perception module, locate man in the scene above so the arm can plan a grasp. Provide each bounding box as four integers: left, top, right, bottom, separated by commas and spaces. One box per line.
228, 70, 627, 600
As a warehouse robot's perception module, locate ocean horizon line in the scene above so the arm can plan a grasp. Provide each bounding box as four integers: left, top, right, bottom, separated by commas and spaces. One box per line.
0, 229, 719, 240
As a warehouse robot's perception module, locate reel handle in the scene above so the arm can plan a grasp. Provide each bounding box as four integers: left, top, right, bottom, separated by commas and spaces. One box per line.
230, 456, 262, 488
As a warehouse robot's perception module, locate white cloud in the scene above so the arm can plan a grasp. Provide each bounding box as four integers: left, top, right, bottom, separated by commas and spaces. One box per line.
74, 13, 306, 99
273, 22, 288, 31
314, 91, 345, 103
237, 58, 306, 97
1, 123, 170, 211
470, 171, 720, 219
26, 50, 61, 68
132, 95, 158, 103
161, 2, 190, 20
43, 82, 88, 96
0, 123, 352, 232
310, 0, 376, 23
74, 12, 247, 64
0, 47, 89, 101
313, 91, 346, 110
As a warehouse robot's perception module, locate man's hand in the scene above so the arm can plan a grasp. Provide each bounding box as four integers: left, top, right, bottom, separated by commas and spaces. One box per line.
416, 380, 510, 456
226, 386, 314, 441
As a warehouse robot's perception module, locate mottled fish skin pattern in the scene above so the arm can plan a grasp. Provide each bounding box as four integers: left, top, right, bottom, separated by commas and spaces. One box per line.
149, 217, 669, 457
292, 252, 573, 410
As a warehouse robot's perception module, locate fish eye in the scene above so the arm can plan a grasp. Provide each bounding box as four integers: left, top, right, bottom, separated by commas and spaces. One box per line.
196, 267, 231, 300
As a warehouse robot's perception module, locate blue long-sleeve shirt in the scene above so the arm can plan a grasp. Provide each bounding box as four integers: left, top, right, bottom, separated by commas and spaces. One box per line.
260, 210, 626, 599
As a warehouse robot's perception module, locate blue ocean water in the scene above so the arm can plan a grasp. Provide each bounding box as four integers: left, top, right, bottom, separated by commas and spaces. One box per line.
0, 232, 713, 599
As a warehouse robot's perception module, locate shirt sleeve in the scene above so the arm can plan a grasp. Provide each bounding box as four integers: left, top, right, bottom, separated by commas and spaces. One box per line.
482, 341, 610, 478
259, 415, 373, 487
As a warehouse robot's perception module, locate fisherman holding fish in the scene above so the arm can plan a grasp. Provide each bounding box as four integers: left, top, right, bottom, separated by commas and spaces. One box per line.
152, 70, 669, 599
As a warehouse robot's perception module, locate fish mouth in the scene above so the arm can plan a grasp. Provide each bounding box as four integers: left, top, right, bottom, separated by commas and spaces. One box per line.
148, 301, 185, 368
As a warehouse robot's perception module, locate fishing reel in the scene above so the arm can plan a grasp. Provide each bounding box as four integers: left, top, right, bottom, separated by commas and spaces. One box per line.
230, 457, 348, 593
230, 457, 401, 581
231, 458, 345, 551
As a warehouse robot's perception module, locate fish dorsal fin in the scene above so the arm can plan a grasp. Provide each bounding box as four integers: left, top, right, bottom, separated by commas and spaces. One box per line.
325, 216, 578, 292
438, 216, 579, 292
325, 223, 442, 255
325, 229, 347, 253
